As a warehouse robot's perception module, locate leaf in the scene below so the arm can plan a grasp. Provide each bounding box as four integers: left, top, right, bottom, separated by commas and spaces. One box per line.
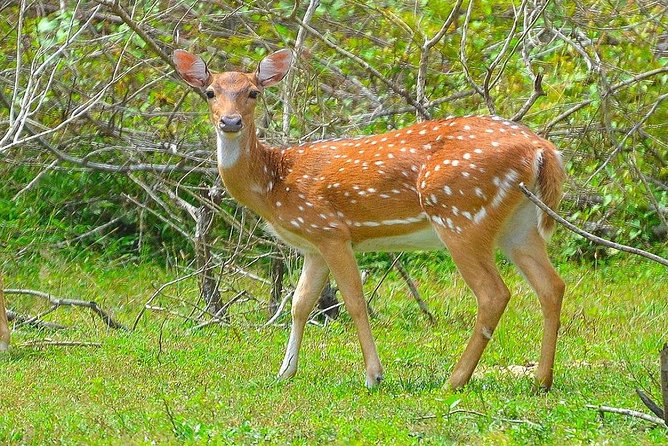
37, 17, 58, 33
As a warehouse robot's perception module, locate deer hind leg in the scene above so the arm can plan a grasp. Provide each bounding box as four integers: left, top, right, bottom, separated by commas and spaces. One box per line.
0, 274, 9, 352
435, 232, 511, 389
278, 252, 330, 381
499, 224, 565, 391
318, 240, 383, 388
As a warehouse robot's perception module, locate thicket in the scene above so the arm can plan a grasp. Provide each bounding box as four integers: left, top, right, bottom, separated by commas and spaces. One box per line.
1, 0, 667, 274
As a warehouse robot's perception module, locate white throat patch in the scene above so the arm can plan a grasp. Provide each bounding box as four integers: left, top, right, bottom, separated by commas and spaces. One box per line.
216, 131, 243, 168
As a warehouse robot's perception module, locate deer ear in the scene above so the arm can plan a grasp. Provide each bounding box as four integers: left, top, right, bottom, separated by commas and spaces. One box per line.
173, 50, 212, 88
256, 49, 294, 87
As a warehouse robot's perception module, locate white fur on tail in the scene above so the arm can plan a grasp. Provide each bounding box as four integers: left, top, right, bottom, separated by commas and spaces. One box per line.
535, 148, 566, 241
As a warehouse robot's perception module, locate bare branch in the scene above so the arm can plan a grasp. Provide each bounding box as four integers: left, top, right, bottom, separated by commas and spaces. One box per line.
7, 309, 66, 330
282, 0, 320, 138
52, 215, 126, 248
543, 66, 668, 134
4, 289, 127, 330
519, 183, 668, 267
289, 13, 431, 119
585, 93, 668, 184
132, 268, 204, 330
459, 0, 485, 101
19, 339, 102, 348
391, 254, 436, 325
585, 404, 667, 427
512, 71, 545, 121
482, 0, 527, 112
416, 0, 463, 115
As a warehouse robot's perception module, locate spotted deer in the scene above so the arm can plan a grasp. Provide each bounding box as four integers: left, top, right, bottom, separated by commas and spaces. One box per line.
173, 48, 566, 390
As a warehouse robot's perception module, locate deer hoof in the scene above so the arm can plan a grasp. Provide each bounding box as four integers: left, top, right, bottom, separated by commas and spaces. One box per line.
446, 373, 470, 391
277, 365, 297, 381
365, 372, 384, 389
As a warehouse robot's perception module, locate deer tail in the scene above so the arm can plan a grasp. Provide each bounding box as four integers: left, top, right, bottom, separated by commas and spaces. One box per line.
535, 147, 566, 241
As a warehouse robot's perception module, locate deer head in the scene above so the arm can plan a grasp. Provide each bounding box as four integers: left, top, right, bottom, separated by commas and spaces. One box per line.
173, 49, 293, 167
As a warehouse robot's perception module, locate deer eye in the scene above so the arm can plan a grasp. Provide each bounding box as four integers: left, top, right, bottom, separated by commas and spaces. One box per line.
249, 90, 260, 99
205, 90, 215, 99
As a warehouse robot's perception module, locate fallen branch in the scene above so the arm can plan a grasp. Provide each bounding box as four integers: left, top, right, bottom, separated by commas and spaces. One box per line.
636, 388, 664, 419
132, 268, 204, 330
144, 305, 203, 325
4, 289, 127, 330
662, 343, 668, 425
7, 309, 66, 330
585, 404, 667, 427
191, 291, 248, 330
19, 339, 102, 348
595, 345, 668, 428
418, 408, 541, 428
519, 183, 668, 267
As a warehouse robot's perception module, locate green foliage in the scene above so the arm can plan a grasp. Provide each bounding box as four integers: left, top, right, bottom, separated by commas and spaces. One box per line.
2, 0, 667, 263
0, 165, 189, 261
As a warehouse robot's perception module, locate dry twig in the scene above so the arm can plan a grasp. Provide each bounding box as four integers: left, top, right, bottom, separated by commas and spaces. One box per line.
4, 289, 127, 330
7, 309, 66, 330
418, 408, 541, 428
586, 404, 667, 427
636, 388, 664, 419
19, 339, 102, 348
519, 183, 668, 267
390, 254, 436, 325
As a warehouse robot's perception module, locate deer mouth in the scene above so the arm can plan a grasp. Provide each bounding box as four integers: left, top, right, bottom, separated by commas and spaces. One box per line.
219, 123, 243, 133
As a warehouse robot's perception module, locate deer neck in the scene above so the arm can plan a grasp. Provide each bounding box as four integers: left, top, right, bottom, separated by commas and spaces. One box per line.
216, 124, 280, 220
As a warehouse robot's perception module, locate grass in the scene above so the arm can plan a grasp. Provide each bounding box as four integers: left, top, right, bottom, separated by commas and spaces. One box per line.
0, 252, 667, 445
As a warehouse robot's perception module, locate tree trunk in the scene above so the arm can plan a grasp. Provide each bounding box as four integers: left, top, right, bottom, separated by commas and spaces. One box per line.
317, 281, 339, 320
195, 185, 223, 314
269, 255, 285, 316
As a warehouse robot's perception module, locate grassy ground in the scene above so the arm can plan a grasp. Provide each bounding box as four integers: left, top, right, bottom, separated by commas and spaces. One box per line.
0, 252, 667, 445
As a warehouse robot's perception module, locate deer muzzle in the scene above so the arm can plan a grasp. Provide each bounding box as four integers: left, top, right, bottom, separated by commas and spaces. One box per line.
219, 114, 243, 133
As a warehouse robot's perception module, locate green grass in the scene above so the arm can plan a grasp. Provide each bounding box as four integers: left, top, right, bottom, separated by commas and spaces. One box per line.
0, 253, 667, 445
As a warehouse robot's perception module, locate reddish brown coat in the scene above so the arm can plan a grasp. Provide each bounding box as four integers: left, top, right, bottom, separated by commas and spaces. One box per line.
173, 48, 567, 391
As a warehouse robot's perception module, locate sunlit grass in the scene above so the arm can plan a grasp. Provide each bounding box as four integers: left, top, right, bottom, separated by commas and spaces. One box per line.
0, 253, 666, 444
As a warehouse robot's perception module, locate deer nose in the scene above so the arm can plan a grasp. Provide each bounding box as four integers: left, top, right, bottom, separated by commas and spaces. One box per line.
220, 114, 243, 132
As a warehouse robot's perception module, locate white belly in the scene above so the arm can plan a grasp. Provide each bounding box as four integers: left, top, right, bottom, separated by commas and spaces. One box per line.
266, 223, 444, 253
265, 223, 317, 252
353, 226, 443, 252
